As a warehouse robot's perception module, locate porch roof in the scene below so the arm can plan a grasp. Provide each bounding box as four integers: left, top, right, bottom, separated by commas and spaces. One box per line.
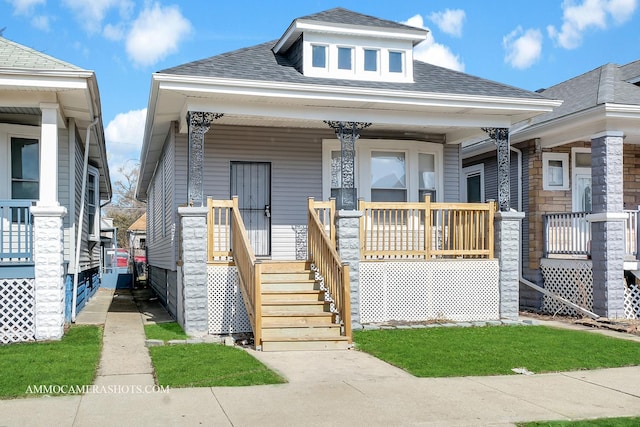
0, 37, 112, 200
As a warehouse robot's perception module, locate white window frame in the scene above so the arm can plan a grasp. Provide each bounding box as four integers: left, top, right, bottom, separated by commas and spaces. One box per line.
311, 44, 328, 70
388, 50, 404, 74
87, 165, 100, 242
322, 139, 443, 202
462, 164, 485, 203
572, 147, 592, 212
362, 48, 379, 74
336, 45, 355, 74
1, 125, 41, 200
542, 152, 569, 191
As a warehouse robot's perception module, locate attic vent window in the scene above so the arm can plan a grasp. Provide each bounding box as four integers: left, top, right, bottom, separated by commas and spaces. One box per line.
364, 49, 378, 72
312, 45, 327, 68
338, 47, 353, 70
389, 51, 403, 73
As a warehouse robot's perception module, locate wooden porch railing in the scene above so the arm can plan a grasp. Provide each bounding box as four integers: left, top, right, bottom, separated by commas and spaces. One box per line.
543, 210, 640, 259
0, 200, 34, 263
307, 198, 351, 341
207, 197, 262, 346
359, 197, 495, 260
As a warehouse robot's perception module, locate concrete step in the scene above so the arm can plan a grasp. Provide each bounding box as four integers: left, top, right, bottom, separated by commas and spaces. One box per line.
261, 324, 342, 339
261, 290, 325, 303
260, 336, 351, 351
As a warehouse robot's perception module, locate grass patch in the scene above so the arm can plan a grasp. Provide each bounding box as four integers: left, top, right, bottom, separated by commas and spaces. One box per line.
519, 417, 640, 426
353, 326, 640, 377
149, 344, 285, 387
0, 326, 102, 399
144, 322, 188, 342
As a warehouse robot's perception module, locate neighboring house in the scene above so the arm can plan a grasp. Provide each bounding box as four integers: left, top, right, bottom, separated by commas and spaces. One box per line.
463, 59, 640, 320
0, 37, 111, 343
137, 8, 560, 350
127, 213, 147, 257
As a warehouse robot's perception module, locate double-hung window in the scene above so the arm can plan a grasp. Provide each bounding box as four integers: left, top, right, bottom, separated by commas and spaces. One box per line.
11, 137, 39, 200
418, 153, 436, 202
371, 151, 406, 202
87, 166, 100, 241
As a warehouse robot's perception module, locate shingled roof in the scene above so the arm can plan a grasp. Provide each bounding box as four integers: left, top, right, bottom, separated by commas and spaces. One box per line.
160, 41, 545, 100
0, 36, 81, 70
296, 7, 421, 32
531, 60, 640, 125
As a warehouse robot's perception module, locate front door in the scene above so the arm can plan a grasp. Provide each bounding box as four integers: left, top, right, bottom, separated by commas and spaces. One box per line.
230, 162, 271, 257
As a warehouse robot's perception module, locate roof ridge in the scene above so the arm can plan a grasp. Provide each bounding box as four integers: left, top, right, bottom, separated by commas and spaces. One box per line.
596, 63, 617, 104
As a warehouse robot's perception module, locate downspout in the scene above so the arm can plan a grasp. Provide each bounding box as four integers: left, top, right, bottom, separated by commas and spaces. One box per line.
511, 145, 600, 319
71, 118, 99, 322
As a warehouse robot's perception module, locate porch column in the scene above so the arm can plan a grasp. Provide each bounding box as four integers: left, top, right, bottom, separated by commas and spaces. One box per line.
588, 131, 625, 318
335, 209, 363, 329
178, 206, 209, 336
31, 205, 67, 340
494, 210, 524, 320
324, 121, 371, 210
39, 103, 60, 206
483, 128, 510, 212
187, 112, 223, 207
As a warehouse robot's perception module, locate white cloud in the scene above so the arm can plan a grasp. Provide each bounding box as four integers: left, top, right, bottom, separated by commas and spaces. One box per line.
62, 0, 133, 33
402, 14, 464, 72
103, 23, 125, 41
125, 3, 192, 67
548, 0, 638, 49
503, 26, 543, 69
6, 0, 44, 15
105, 108, 147, 181
428, 9, 466, 37
31, 15, 50, 31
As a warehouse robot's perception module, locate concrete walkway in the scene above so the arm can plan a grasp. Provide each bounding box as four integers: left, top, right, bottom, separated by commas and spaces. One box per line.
2, 290, 640, 426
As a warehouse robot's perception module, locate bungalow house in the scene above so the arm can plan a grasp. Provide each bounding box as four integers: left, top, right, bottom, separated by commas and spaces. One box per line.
0, 37, 111, 343
137, 8, 560, 350
463, 59, 640, 320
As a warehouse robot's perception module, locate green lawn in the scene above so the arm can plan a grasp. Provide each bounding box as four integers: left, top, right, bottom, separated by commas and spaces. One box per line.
149, 343, 285, 387
144, 322, 189, 341
0, 326, 102, 399
519, 417, 640, 426
353, 325, 640, 377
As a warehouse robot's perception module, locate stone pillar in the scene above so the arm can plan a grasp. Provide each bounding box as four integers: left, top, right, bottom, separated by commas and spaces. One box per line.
39, 103, 60, 207
178, 206, 209, 335
494, 210, 524, 321
588, 131, 625, 318
335, 209, 363, 329
31, 205, 67, 340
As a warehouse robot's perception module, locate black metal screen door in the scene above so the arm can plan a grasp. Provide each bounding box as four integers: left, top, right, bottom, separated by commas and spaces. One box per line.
230, 162, 271, 257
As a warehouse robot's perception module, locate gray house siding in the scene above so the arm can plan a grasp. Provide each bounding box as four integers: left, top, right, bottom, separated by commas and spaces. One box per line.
443, 144, 460, 202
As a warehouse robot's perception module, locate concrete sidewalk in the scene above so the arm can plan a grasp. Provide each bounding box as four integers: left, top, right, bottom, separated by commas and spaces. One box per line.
1, 290, 640, 426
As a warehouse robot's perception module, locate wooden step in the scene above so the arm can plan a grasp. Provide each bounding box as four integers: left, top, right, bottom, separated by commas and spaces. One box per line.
260, 336, 351, 352
261, 290, 325, 303
260, 261, 312, 273
261, 280, 319, 292
261, 313, 335, 327
261, 272, 315, 282
261, 324, 342, 339
261, 300, 329, 314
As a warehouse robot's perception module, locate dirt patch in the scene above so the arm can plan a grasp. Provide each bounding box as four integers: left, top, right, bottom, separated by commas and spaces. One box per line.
521, 310, 640, 336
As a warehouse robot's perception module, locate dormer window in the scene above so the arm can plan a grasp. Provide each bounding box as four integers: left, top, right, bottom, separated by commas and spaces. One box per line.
389, 51, 403, 73
364, 49, 378, 72
312, 45, 327, 68
338, 47, 353, 70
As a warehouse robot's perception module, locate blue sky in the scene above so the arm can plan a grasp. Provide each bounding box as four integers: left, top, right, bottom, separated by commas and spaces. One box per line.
2, 0, 639, 184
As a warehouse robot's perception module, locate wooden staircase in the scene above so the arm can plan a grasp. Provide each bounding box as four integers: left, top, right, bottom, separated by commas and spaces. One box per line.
258, 261, 351, 351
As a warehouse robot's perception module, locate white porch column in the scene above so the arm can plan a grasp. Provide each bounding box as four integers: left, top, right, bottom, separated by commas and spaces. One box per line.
38, 103, 60, 207
31, 205, 67, 340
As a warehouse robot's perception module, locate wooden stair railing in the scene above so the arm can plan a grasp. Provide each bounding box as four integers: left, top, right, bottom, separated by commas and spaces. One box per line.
307, 197, 352, 342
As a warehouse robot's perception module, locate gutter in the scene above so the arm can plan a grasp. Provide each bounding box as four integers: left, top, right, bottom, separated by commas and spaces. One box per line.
71, 117, 99, 322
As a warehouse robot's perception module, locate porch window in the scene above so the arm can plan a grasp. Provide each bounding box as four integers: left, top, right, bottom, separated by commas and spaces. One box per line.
11, 137, 39, 200
312, 45, 327, 68
572, 148, 592, 212
338, 47, 353, 70
418, 153, 436, 202
371, 151, 406, 202
330, 150, 342, 199
542, 152, 569, 191
364, 49, 378, 72
87, 166, 100, 241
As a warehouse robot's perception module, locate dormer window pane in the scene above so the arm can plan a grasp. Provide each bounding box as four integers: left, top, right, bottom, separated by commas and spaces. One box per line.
312, 45, 326, 68
338, 47, 353, 70
364, 49, 378, 71
389, 51, 403, 73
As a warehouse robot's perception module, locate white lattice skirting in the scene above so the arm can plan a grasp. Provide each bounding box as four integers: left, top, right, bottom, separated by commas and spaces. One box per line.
206, 265, 252, 334
540, 258, 640, 319
0, 278, 35, 344
360, 260, 500, 323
